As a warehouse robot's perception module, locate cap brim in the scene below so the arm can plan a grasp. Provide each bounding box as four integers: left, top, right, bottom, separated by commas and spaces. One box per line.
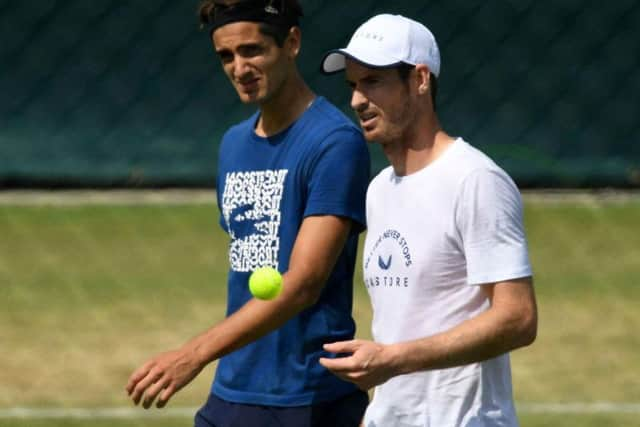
320, 48, 405, 75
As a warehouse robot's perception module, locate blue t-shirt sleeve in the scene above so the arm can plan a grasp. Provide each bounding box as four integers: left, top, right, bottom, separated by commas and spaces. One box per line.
303, 126, 370, 233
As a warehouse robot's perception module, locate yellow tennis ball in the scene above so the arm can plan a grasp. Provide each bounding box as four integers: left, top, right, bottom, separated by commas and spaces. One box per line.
249, 267, 283, 300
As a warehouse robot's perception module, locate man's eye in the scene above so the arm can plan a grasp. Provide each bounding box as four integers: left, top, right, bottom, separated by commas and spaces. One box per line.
218, 52, 233, 63
241, 46, 263, 57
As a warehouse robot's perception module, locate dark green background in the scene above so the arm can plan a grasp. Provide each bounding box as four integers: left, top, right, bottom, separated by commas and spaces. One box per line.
1, 0, 638, 187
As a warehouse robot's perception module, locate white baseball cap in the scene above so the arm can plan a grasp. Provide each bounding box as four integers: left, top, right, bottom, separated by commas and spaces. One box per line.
321, 14, 441, 77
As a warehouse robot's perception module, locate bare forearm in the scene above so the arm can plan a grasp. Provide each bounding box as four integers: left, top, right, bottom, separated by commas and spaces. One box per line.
184, 272, 318, 366
390, 280, 537, 375
184, 217, 352, 366
390, 312, 529, 374
320, 280, 536, 391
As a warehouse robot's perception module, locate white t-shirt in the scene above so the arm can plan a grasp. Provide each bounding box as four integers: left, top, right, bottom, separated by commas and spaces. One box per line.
362, 138, 532, 427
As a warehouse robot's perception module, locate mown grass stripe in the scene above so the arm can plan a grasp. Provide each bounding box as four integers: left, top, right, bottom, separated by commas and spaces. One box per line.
2, 403, 640, 419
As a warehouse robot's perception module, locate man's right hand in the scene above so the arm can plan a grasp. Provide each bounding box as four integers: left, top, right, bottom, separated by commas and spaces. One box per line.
126, 347, 204, 409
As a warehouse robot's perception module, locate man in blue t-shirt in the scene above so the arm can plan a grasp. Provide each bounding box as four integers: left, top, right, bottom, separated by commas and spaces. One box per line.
125, 1, 370, 426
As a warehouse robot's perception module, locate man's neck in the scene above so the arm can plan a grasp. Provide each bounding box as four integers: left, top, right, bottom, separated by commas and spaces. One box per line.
255, 75, 315, 137
384, 118, 455, 176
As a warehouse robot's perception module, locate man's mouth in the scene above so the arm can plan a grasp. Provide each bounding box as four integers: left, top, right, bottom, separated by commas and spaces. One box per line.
238, 78, 259, 92
359, 112, 377, 128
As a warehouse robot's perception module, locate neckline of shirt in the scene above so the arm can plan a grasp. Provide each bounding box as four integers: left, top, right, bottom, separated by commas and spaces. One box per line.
250, 96, 320, 143
389, 137, 464, 182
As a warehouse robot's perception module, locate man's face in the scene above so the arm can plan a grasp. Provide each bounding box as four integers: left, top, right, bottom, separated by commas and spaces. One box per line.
345, 60, 417, 144
213, 22, 291, 104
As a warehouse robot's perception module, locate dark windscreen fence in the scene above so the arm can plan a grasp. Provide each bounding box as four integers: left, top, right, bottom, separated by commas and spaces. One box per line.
1, 1, 638, 188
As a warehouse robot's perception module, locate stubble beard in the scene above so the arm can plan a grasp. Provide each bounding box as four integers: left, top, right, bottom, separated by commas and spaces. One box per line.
375, 97, 417, 147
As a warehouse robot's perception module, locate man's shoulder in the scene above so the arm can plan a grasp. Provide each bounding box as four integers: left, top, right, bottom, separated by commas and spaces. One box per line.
292, 98, 366, 159
223, 113, 259, 138
447, 139, 513, 182
448, 139, 493, 167
305, 97, 361, 136
368, 166, 394, 190
448, 140, 522, 206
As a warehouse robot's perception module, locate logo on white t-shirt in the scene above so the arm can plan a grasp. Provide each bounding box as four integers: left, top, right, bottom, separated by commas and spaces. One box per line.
378, 254, 392, 270
364, 229, 413, 289
222, 169, 288, 272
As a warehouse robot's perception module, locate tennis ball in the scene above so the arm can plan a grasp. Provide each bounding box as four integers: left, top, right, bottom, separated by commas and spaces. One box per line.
249, 267, 283, 300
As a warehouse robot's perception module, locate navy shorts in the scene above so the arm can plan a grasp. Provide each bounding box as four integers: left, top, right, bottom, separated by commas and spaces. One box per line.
194, 389, 369, 427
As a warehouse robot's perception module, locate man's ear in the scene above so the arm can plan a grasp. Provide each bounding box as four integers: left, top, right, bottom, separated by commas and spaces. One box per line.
415, 64, 431, 95
286, 27, 302, 58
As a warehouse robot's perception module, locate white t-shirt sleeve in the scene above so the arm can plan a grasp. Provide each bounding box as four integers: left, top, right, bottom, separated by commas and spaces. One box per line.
455, 168, 533, 285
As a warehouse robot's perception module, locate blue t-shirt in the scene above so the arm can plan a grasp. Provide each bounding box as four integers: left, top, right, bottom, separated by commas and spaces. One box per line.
213, 96, 370, 406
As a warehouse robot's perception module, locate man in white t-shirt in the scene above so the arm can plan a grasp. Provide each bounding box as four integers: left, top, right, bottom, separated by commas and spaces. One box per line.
318, 14, 538, 427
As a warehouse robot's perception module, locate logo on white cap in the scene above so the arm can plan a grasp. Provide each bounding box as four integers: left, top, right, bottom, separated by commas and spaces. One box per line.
321, 14, 441, 77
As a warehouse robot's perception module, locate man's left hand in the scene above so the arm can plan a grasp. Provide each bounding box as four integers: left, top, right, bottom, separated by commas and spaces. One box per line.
319, 339, 396, 391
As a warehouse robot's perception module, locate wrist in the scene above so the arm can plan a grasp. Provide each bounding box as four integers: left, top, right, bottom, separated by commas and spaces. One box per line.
384, 342, 409, 376
184, 337, 214, 369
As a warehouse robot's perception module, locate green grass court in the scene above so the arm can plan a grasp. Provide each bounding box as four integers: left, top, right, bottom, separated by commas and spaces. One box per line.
1, 194, 639, 426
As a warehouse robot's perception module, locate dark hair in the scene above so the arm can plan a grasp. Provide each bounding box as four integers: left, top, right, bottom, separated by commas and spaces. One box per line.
256, 22, 289, 47
198, 0, 303, 47
396, 63, 415, 81
397, 64, 438, 112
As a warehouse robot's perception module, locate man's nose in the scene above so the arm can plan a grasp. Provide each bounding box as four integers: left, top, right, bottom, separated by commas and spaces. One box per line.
350, 89, 368, 112
232, 57, 252, 79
